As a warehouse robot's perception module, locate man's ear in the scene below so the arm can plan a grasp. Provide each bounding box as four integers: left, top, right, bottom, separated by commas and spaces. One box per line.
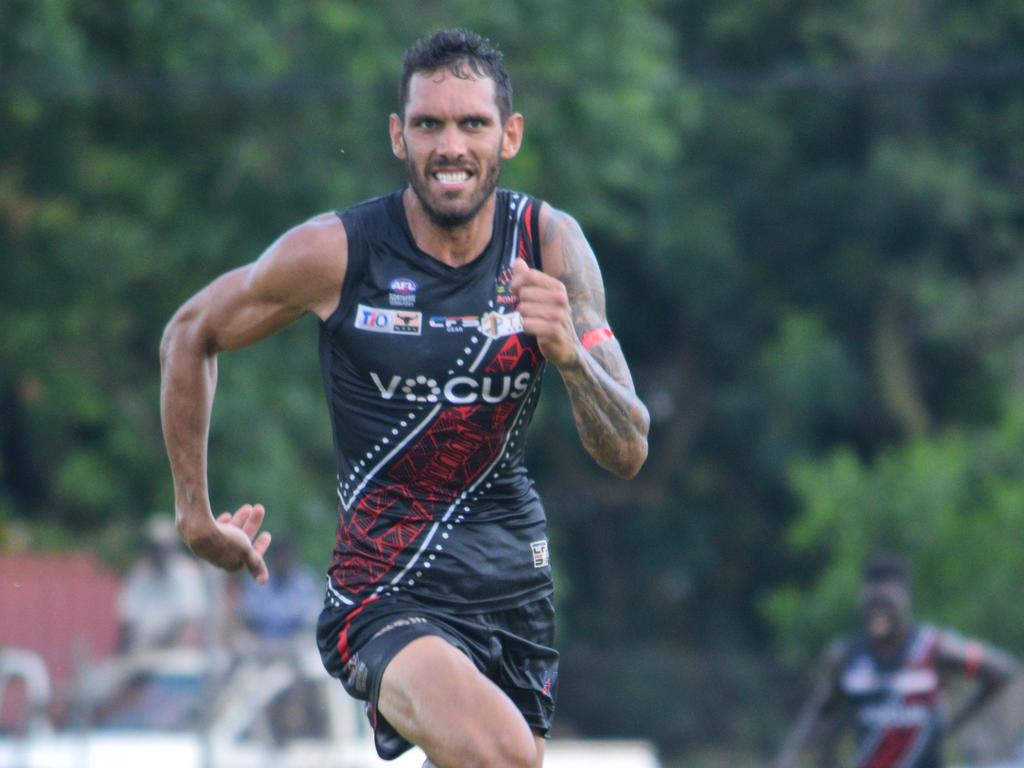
389, 113, 406, 160
501, 113, 524, 160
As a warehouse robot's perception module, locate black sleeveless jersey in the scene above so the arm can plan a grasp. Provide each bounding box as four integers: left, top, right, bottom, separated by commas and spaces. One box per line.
839, 625, 944, 768
318, 189, 552, 618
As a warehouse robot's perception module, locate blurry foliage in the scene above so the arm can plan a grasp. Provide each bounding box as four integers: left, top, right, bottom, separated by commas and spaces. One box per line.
3, 0, 1024, 760
766, 401, 1024, 663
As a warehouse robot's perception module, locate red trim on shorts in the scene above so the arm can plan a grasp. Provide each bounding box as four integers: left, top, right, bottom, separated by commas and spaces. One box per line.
336, 594, 380, 662
964, 640, 984, 676
581, 327, 614, 350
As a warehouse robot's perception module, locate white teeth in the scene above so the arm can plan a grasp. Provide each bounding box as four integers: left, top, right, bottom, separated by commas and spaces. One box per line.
435, 171, 469, 183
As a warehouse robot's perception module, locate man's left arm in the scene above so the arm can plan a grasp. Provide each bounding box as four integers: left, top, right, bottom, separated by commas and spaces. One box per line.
937, 629, 1019, 734
510, 205, 649, 478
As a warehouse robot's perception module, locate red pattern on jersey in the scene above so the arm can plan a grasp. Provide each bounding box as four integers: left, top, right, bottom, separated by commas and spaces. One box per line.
862, 727, 915, 768
331, 335, 540, 595
856, 628, 941, 768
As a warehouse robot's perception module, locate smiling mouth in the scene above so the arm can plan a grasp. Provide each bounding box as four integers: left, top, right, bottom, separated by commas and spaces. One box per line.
432, 169, 472, 185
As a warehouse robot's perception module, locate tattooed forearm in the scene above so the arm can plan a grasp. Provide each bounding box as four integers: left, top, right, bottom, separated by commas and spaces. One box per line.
560, 343, 650, 477
541, 206, 650, 477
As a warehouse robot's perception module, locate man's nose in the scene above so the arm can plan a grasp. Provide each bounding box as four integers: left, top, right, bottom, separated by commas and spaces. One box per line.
436, 124, 467, 158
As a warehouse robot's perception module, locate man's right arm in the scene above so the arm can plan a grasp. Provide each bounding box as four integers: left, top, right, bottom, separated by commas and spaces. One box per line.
159, 212, 346, 582
773, 641, 845, 768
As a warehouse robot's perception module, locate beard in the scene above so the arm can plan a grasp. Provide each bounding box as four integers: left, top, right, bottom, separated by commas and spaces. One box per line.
406, 150, 502, 230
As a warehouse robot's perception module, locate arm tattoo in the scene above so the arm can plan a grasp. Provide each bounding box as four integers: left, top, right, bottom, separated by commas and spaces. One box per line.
543, 209, 650, 477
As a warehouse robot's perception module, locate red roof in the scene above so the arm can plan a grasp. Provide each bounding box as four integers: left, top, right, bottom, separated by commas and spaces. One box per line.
0, 553, 121, 724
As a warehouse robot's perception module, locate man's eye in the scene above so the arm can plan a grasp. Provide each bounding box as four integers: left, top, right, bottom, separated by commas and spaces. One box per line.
417, 119, 438, 129
466, 119, 485, 129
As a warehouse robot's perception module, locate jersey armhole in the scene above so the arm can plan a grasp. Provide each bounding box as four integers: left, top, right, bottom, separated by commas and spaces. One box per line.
529, 198, 543, 272
322, 210, 365, 332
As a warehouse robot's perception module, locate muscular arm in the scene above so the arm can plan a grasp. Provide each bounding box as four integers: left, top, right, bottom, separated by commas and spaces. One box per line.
774, 642, 845, 768
937, 630, 1019, 734
511, 205, 649, 478
159, 213, 346, 580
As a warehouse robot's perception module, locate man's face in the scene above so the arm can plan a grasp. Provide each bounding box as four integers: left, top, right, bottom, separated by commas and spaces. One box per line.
390, 70, 522, 229
860, 579, 911, 641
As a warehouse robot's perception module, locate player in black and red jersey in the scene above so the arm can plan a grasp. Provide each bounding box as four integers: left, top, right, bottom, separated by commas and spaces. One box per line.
159, 28, 649, 767
773, 555, 1018, 768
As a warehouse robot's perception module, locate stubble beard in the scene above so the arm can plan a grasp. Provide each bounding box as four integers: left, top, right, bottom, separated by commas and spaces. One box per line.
406, 151, 502, 230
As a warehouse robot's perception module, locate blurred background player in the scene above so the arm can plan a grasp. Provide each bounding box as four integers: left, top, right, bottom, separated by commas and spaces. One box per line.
773, 553, 1019, 768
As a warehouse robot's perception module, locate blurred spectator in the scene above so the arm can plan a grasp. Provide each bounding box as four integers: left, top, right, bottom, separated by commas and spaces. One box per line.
237, 538, 320, 642
117, 517, 208, 652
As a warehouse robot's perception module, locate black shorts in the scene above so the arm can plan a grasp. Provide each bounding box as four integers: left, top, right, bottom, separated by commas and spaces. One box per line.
316, 595, 559, 761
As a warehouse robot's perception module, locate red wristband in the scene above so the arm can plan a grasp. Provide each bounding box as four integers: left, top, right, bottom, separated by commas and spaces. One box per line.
580, 326, 614, 350
964, 641, 984, 676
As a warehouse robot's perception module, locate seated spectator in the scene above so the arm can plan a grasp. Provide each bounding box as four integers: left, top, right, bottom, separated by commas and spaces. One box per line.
117, 516, 208, 652
237, 538, 320, 641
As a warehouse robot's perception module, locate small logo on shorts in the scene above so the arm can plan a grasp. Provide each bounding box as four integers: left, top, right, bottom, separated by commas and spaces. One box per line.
343, 653, 369, 695
370, 616, 429, 641
531, 540, 549, 568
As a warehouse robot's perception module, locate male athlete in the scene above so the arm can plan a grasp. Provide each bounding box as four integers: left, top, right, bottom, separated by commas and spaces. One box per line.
160, 28, 649, 767
773, 555, 1018, 768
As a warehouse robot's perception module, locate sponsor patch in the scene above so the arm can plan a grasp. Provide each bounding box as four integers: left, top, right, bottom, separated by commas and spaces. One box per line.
531, 539, 549, 568
430, 315, 481, 333
370, 370, 532, 404
388, 277, 418, 307
480, 311, 523, 339
354, 305, 422, 335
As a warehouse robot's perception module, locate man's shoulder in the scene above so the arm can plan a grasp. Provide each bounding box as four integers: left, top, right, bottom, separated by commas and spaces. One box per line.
338, 190, 402, 222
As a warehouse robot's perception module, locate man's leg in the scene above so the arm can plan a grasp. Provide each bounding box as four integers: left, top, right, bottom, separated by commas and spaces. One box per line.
379, 635, 544, 768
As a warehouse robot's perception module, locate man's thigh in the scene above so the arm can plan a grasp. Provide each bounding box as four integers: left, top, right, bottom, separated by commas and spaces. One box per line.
380, 635, 542, 768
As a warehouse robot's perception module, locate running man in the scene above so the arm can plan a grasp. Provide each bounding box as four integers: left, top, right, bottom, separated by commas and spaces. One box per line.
773, 554, 1018, 768
160, 28, 649, 767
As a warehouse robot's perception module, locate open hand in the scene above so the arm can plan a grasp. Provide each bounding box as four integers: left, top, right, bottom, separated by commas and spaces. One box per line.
209, 503, 272, 584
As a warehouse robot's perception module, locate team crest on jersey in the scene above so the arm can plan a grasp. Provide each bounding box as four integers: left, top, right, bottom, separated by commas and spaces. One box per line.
355, 304, 422, 335
495, 267, 518, 306
480, 311, 523, 339
388, 277, 418, 307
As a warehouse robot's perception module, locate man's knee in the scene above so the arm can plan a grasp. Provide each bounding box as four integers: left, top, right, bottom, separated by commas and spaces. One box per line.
499, 730, 542, 768
462, 726, 539, 768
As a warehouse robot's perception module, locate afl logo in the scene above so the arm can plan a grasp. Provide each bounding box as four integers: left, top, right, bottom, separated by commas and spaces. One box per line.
388, 277, 418, 307
389, 278, 418, 294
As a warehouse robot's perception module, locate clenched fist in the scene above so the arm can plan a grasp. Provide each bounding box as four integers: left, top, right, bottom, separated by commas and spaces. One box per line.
509, 257, 581, 368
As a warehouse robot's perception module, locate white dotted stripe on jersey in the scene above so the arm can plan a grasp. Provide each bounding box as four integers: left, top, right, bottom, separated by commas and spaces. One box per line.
338, 405, 442, 512
342, 197, 529, 509
384, 369, 543, 590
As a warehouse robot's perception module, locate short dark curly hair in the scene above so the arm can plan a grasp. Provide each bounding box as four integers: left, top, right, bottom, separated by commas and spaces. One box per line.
399, 28, 513, 122
863, 553, 911, 586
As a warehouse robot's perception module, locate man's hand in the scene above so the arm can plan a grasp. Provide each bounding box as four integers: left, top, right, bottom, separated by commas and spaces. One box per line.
509, 257, 581, 368
186, 503, 272, 584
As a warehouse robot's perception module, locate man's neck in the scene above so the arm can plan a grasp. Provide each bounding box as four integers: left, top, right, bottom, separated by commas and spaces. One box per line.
402, 187, 496, 268
871, 623, 911, 657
